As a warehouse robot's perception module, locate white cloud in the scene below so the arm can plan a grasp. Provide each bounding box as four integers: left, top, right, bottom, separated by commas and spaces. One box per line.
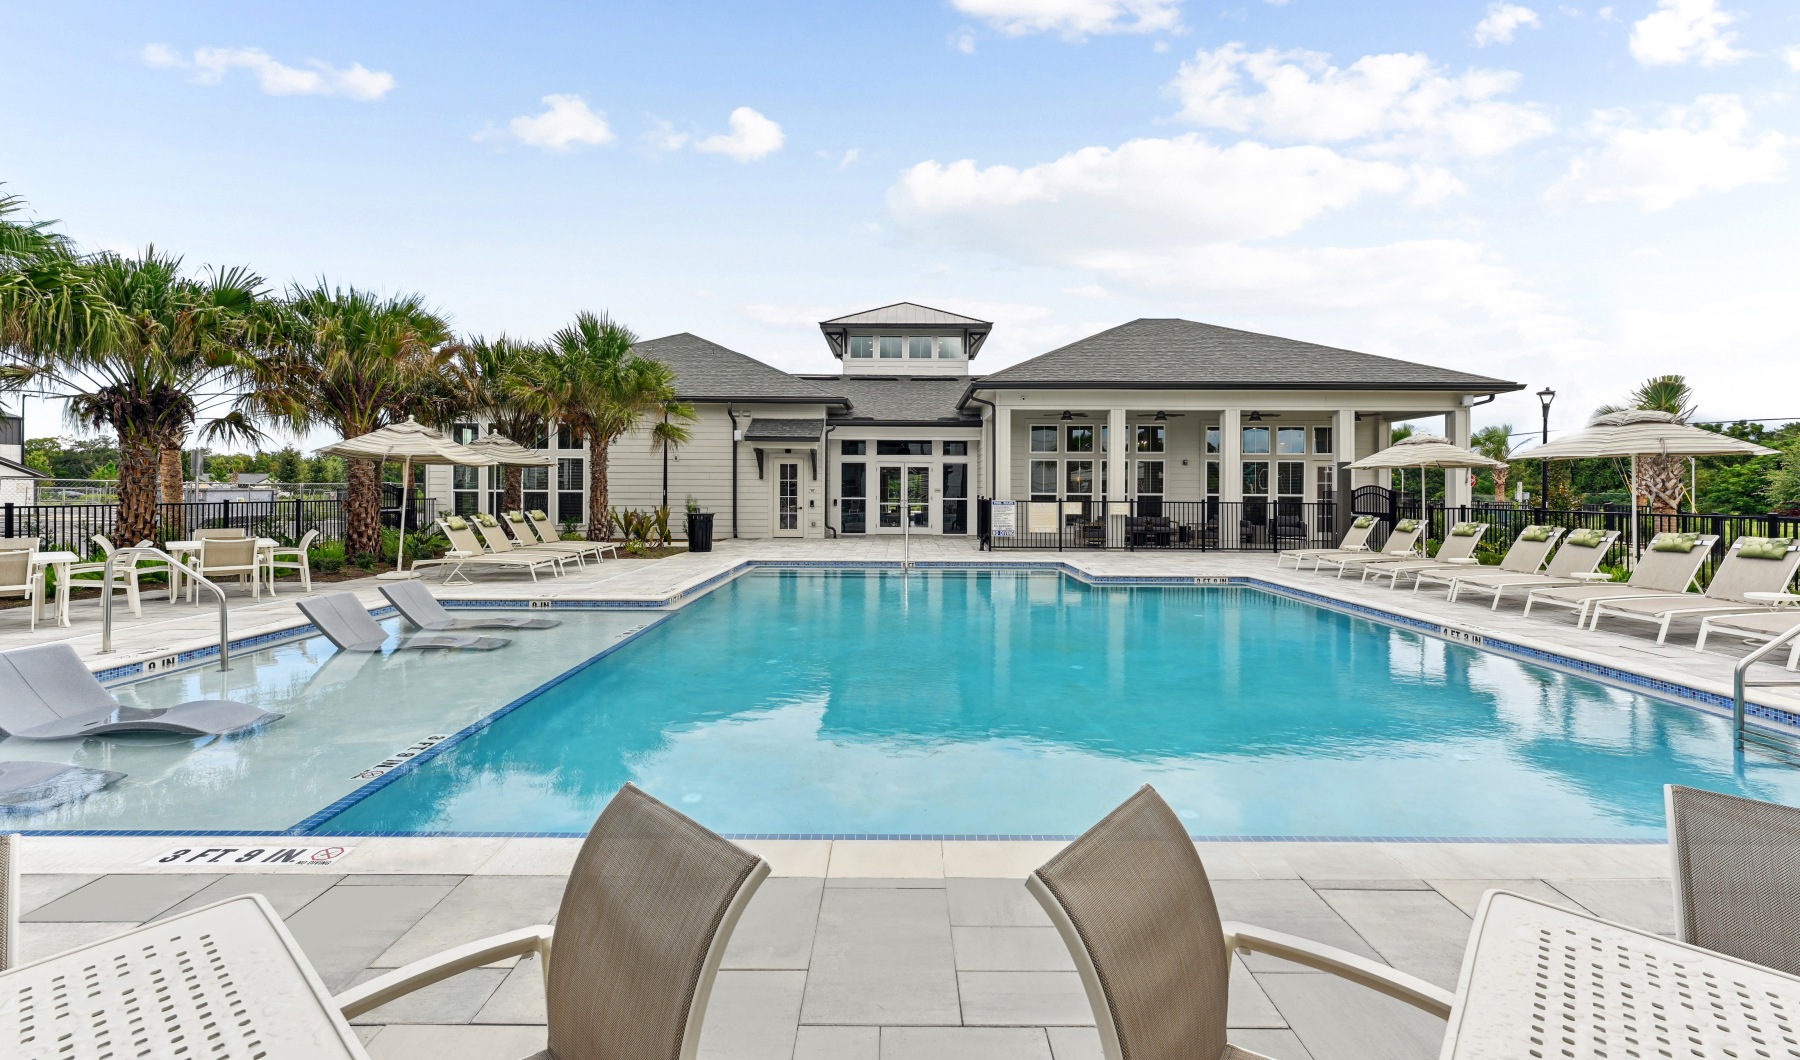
1784, 46, 1800, 71
950, 0, 1181, 38
695, 107, 785, 163
644, 120, 691, 153
493, 95, 615, 151
1548, 94, 1789, 210
1474, 3, 1542, 46
890, 135, 1430, 255
141, 44, 395, 100
1170, 44, 1553, 157
1629, 0, 1746, 67
951, 28, 978, 53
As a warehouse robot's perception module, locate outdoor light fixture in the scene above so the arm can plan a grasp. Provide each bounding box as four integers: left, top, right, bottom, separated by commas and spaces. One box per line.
1247, 411, 1263, 422
1059, 410, 1073, 421
1154, 411, 1167, 422
1537, 387, 1556, 513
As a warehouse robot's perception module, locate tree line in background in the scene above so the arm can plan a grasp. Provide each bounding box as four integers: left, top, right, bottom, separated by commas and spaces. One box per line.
0, 187, 693, 557
22, 435, 347, 484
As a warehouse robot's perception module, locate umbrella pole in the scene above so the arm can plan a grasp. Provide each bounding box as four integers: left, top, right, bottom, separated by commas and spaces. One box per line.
1629, 456, 1639, 569
397, 455, 411, 572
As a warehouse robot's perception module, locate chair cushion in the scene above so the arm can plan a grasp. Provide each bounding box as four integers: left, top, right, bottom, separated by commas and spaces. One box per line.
1394, 519, 1419, 533
1519, 525, 1553, 542
443, 515, 469, 531
1651, 531, 1699, 553
476, 513, 501, 527
1565, 528, 1607, 548
1353, 516, 1375, 529
1738, 537, 1794, 560
1450, 522, 1482, 537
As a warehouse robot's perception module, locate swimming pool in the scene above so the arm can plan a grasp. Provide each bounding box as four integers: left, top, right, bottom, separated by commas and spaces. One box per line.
306, 570, 1800, 839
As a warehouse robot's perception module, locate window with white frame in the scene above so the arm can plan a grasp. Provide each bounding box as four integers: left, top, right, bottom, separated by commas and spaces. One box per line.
1206, 427, 1219, 454
1277, 427, 1306, 455
907, 336, 933, 359
1029, 425, 1058, 453
1313, 425, 1333, 456
1065, 460, 1095, 498
1134, 424, 1165, 452
938, 335, 963, 359
556, 457, 584, 524
848, 336, 874, 358
1029, 459, 1058, 501
878, 336, 902, 359
1065, 425, 1095, 453
1135, 460, 1164, 496
1242, 427, 1271, 455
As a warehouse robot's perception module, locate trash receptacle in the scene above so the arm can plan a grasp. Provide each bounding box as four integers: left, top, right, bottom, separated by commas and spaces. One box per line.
686, 511, 714, 553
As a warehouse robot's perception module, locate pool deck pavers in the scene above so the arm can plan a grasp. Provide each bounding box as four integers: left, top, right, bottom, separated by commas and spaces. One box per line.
0, 537, 1777, 1057
12, 835, 1678, 1060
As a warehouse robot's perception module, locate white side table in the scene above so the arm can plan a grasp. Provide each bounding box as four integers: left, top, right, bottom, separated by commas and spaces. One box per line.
27, 550, 78, 627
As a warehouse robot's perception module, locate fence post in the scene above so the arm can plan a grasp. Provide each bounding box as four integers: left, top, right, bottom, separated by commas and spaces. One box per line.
3, 501, 11, 539
221, 497, 232, 531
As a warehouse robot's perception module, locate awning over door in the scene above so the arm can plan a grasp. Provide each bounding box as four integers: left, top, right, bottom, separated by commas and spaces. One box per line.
742, 418, 824, 442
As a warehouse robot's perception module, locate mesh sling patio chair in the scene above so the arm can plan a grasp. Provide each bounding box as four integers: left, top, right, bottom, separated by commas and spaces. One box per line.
414, 518, 562, 583
1590, 538, 1800, 642
0, 549, 44, 632
297, 591, 509, 652
507, 511, 610, 564
1029, 786, 1452, 1060
470, 513, 581, 570
1666, 785, 1800, 976
1521, 532, 1720, 622
1445, 529, 1620, 609
526, 510, 619, 560
1358, 522, 1491, 588
334, 784, 771, 1060
264, 528, 319, 593
1696, 609, 1800, 669
192, 536, 260, 602
1276, 516, 1377, 566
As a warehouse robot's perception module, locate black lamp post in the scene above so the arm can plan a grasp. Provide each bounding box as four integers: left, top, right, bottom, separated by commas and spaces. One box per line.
1537, 387, 1556, 513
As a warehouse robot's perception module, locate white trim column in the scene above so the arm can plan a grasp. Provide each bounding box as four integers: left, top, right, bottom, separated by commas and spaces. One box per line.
1106, 407, 1127, 506
1220, 408, 1242, 546
1446, 406, 1473, 510
993, 404, 1012, 500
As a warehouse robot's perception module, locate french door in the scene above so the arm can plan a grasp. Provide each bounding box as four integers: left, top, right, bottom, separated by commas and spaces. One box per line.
774, 461, 802, 537
877, 464, 930, 533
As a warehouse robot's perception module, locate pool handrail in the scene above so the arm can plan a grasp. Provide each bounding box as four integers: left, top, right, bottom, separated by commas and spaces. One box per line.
99, 543, 231, 672
1732, 620, 1800, 754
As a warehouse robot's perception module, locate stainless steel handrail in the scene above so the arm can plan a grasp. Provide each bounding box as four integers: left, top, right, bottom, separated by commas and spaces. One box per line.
99, 543, 232, 671
1732, 618, 1800, 751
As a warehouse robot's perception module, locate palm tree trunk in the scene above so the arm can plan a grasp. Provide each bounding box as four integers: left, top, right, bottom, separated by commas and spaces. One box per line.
116, 428, 161, 545
587, 435, 611, 541
159, 434, 187, 538
1492, 466, 1509, 503
503, 466, 523, 514
346, 458, 383, 558
1643, 454, 1686, 515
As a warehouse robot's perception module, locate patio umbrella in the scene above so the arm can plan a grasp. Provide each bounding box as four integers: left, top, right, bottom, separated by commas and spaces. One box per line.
315, 418, 489, 577
463, 434, 555, 467
1348, 433, 1506, 549
1520, 410, 1775, 561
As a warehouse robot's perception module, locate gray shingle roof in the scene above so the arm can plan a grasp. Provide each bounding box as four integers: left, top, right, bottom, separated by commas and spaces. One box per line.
971, 319, 1521, 393
806, 377, 982, 426
743, 418, 825, 441
819, 302, 992, 327
634, 333, 848, 404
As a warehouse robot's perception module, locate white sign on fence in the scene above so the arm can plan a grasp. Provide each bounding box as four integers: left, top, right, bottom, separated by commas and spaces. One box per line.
991, 500, 1017, 538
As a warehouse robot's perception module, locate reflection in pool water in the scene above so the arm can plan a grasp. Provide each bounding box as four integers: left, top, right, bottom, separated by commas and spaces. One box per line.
317, 571, 1800, 838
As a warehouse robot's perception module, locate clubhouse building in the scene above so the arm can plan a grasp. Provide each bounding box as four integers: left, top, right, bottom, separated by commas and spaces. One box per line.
423, 303, 1521, 542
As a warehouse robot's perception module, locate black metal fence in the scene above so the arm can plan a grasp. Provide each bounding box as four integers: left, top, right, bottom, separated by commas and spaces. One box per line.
1, 492, 436, 556
981, 498, 1342, 552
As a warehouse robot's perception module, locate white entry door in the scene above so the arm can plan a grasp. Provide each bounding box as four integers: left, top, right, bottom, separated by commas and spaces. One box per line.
773, 460, 803, 537
876, 464, 930, 534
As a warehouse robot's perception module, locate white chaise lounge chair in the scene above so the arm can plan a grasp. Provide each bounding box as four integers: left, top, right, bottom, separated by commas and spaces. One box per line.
526, 509, 618, 560
1696, 610, 1800, 669
416, 517, 562, 583
332, 784, 770, 1060
0, 643, 281, 740
379, 579, 560, 631
1410, 526, 1564, 596
1309, 521, 1424, 575
1445, 527, 1620, 609
297, 592, 510, 652
470, 513, 586, 570
1590, 537, 1800, 643
1276, 517, 1377, 569
1357, 522, 1491, 588
1521, 532, 1720, 623
507, 511, 612, 564
0, 762, 125, 813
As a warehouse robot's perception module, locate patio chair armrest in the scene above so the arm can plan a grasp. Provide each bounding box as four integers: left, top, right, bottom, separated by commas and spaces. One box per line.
1222, 921, 1454, 1019
333, 924, 554, 1019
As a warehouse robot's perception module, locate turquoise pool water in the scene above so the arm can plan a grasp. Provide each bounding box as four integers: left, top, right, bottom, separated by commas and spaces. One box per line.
315, 571, 1800, 838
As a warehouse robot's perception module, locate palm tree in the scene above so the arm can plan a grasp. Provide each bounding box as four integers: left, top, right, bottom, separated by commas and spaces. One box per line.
425, 335, 548, 514
511, 312, 693, 540
276, 283, 454, 557
1470, 424, 1515, 503
8, 247, 276, 543
0, 191, 117, 417
1595, 374, 1697, 514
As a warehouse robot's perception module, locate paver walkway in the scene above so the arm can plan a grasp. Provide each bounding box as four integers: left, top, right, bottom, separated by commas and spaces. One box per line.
14, 836, 1676, 1060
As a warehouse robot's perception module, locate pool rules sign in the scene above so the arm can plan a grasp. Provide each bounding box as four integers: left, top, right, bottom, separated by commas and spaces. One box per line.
146, 844, 353, 868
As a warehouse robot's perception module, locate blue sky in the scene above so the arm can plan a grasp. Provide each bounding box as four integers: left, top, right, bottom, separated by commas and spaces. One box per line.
4, 0, 1799, 447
